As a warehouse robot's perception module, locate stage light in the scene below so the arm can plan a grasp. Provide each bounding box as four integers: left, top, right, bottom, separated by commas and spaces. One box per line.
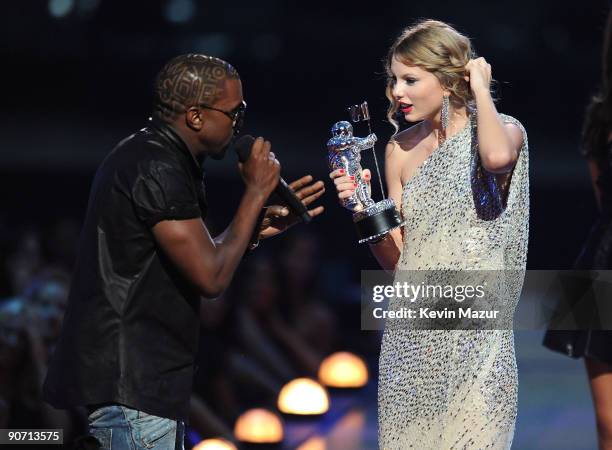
193, 438, 237, 450
296, 436, 325, 450
48, 0, 74, 18
233, 408, 284, 444
318, 352, 369, 388
164, 0, 195, 24
277, 378, 329, 415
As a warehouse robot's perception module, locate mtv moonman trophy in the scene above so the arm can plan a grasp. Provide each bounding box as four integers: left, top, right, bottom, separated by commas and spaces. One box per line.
327, 101, 404, 244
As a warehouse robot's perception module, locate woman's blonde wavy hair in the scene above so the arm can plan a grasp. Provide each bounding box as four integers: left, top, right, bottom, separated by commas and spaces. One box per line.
385, 20, 479, 132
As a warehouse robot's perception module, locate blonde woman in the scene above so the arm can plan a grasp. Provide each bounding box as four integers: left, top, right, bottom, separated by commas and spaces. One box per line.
330, 20, 529, 448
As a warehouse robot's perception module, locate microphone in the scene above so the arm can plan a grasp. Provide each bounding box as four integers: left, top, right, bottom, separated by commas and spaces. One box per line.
234, 135, 312, 223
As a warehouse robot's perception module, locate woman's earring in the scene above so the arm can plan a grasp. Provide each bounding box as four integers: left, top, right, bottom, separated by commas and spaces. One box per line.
441, 94, 450, 133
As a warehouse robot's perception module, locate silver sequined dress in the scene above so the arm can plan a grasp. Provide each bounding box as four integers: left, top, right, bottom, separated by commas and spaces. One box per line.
378, 114, 529, 449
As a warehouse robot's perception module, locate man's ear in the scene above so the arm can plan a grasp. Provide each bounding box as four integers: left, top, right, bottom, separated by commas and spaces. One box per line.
185, 107, 203, 131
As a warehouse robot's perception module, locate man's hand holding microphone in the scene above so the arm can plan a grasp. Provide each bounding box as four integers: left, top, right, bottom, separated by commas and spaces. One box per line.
236, 135, 325, 241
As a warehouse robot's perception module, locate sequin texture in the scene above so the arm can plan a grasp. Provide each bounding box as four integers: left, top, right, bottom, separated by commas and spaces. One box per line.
378, 114, 529, 449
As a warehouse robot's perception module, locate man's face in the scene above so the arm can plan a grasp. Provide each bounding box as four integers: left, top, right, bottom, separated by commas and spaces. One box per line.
200, 78, 244, 160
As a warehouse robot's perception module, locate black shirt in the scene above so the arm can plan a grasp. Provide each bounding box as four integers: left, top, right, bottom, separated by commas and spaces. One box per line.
43, 119, 207, 421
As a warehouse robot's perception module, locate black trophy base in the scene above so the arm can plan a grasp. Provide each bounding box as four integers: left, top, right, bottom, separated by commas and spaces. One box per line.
352, 199, 404, 244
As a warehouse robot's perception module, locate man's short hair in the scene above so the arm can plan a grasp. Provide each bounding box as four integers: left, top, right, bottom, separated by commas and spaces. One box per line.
152, 54, 240, 123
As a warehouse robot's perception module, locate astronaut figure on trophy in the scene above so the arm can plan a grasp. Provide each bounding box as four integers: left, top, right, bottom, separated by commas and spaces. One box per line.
327, 120, 377, 212
326, 101, 404, 244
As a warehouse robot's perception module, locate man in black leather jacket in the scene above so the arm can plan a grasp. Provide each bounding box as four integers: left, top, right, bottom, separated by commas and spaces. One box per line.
42, 54, 325, 450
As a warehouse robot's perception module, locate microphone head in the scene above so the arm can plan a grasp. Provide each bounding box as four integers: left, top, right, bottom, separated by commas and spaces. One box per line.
233, 134, 255, 163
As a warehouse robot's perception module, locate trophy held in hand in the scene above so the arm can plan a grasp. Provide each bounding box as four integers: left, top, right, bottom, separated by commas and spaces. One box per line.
327, 101, 405, 244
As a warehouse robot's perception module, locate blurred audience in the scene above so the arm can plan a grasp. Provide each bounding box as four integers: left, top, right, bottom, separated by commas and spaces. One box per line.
0, 221, 362, 447
0, 270, 85, 444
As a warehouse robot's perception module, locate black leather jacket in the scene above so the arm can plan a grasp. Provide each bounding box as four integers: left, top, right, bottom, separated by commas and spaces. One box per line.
43, 119, 207, 420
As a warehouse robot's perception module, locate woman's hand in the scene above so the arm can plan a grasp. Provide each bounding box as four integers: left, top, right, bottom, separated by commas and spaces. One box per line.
329, 168, 371, 211
464, 57, 491, 95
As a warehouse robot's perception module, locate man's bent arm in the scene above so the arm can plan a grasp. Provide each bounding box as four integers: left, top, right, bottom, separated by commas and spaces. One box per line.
152, 188, 267, 298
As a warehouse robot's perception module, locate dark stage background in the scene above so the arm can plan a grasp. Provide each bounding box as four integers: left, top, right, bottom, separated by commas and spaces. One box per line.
0, 1, 610, 448
1, 0, 608, 271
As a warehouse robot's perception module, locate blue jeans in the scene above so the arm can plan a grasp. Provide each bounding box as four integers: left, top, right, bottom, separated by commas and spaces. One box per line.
88, 404, 184, 450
